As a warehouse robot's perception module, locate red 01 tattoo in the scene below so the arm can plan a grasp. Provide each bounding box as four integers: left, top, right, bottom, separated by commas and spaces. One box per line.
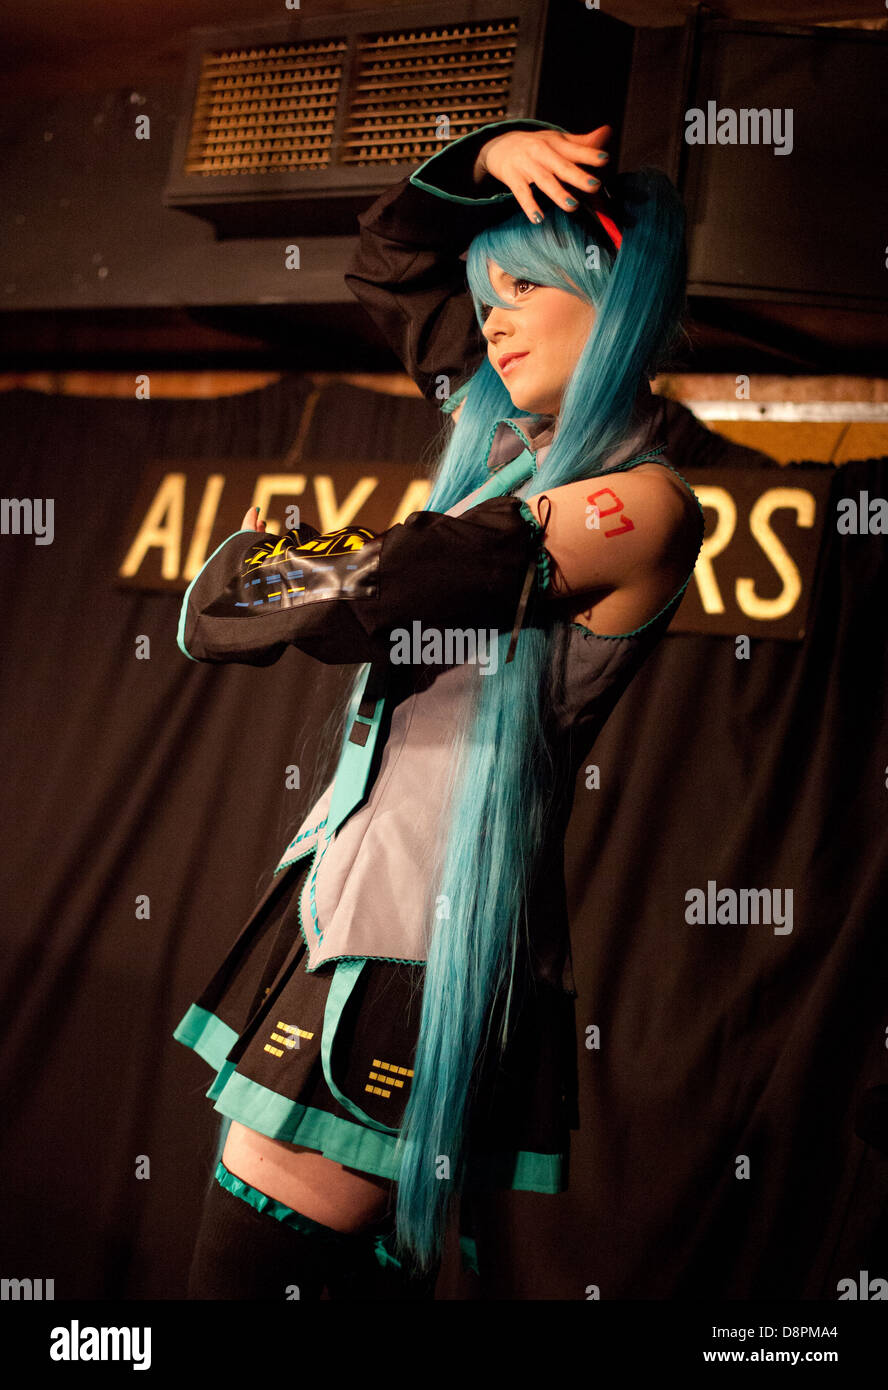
586, 486, 635, 537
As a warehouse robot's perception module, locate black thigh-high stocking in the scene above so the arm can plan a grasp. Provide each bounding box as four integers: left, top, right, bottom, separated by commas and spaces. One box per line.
185, 1175, 441, 1301
186, 1174, 352, 1301
323, 1213, 442, 1302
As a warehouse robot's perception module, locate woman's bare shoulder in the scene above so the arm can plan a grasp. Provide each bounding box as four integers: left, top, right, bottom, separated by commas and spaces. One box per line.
523, 461, 699, 601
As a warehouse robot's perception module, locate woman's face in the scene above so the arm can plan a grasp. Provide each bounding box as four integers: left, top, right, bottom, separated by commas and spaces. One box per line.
481, 260, 596, 416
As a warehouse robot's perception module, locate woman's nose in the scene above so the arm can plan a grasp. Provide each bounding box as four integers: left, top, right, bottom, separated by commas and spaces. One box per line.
483, 309, 509, 340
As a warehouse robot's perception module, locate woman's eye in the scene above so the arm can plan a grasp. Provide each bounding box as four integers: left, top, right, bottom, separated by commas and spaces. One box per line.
481, 280, 535, 320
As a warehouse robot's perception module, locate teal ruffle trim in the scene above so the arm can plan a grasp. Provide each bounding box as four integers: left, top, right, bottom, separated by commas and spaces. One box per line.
516, 499, 552, 594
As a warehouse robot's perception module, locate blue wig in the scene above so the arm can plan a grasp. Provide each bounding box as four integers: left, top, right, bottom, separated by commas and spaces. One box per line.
319, 168, 687, 1274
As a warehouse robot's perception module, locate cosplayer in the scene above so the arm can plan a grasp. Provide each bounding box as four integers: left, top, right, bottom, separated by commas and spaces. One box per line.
173, 117, 705, 1300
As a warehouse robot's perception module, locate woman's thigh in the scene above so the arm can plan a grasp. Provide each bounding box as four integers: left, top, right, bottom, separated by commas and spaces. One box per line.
221, 1120, 395, 1233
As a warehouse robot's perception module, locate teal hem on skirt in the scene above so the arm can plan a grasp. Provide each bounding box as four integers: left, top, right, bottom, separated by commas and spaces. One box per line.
173, 1002, 568, 1196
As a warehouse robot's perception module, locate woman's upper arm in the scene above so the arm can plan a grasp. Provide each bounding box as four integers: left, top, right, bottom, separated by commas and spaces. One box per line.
344, 227, 484, 404
523, 468, 700, 601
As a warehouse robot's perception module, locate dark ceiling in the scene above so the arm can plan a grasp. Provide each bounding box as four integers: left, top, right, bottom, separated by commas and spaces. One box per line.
0, 1, 884, 101
1, 1, 885, 371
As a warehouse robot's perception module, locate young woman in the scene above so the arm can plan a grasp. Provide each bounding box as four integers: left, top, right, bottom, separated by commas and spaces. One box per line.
174, 117, 705, 1300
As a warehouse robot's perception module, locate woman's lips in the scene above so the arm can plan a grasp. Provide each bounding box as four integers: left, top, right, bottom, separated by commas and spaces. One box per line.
501, 353, 529, 375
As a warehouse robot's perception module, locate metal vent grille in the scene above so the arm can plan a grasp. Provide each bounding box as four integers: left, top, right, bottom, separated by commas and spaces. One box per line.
184, 38, 347, 175
342, 19, 520, 166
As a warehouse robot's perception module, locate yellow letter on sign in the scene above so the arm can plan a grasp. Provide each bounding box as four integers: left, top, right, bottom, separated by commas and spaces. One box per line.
738, 487, 815, 621
119, 472, 185, 581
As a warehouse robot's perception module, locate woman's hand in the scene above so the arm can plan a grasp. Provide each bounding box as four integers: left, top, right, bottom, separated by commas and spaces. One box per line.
473, 126, 612, 225
242, 505, 267, 532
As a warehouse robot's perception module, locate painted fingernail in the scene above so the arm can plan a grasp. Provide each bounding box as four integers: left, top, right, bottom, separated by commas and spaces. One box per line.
532, 211, 543, 223
565, 197, 578, 208
587, 177, 600, 188
595, 152, 609, 163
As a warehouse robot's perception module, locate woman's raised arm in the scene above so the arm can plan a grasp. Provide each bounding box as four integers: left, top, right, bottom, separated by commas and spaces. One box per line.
343, 118, 610, 408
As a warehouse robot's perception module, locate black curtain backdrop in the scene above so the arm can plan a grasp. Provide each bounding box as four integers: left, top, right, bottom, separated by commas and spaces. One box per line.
0, 375, 885, 1301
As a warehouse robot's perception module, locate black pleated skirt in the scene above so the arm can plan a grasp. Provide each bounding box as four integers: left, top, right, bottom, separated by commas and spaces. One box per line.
173, 855, 579, 1195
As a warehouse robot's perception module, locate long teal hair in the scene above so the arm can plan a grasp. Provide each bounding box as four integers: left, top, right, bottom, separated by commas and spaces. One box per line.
309, 167, 686, 1273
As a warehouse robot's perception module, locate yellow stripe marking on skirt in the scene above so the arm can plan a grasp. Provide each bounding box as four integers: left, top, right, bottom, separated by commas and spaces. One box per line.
264, 1021, 314, 1056
364, 1058, 414, 1099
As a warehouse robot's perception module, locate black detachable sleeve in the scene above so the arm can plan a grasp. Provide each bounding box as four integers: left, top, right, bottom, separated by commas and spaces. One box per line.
178, 498, 549, 668
343, 118, 568, 405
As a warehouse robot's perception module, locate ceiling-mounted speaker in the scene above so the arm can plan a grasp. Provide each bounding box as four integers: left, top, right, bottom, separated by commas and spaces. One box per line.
162, 0, 635, 238
621, 12, 888, 322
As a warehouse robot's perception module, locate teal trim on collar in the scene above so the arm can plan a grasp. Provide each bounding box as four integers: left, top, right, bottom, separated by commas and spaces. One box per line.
177, 528, 254, 661
305, 833, 330, 946
471, 445, 536, 504
274, 822, 327, 877
483, 415, 555, 472
409, 118, 569, 206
